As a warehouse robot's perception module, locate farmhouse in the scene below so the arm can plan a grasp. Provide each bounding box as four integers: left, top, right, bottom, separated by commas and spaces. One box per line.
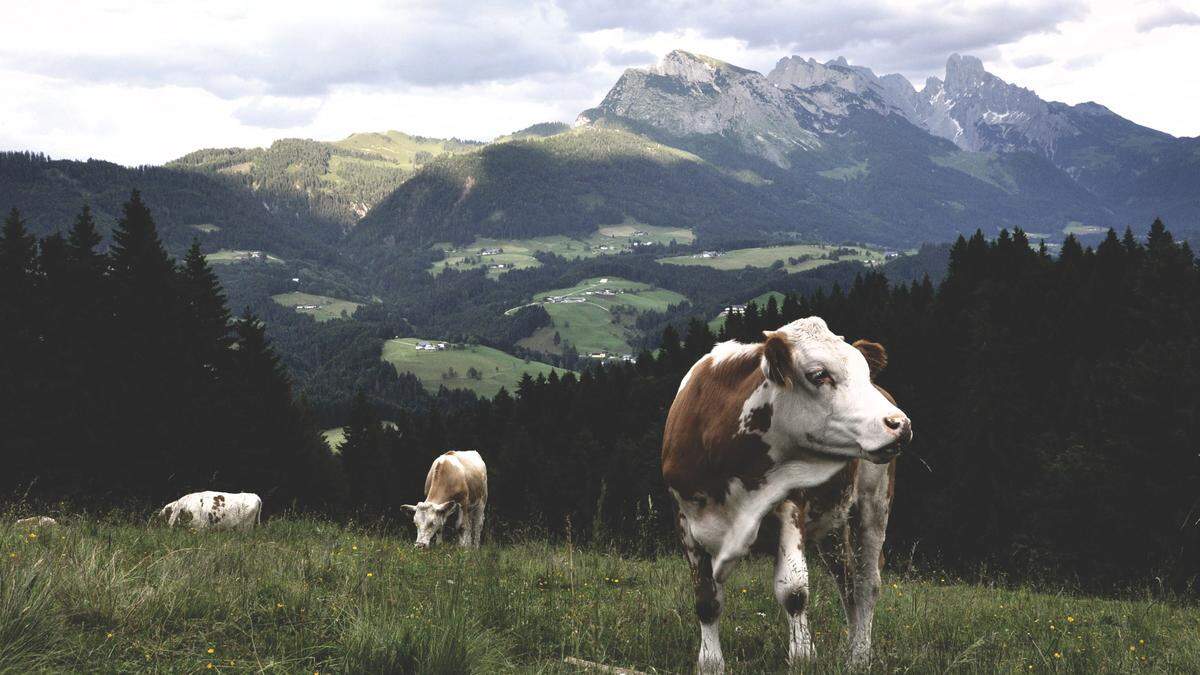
698, 250, 724, 259
415, 341, 436, 351
479, 247, 503, 256
295, 304, 321, 310
718, 304, 748, 317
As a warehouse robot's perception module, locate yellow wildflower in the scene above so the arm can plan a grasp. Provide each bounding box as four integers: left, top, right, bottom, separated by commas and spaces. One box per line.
1129, 645, 1137, 652
1066, 615, 1074, 623
367, 572, 374, 578
106, 632, 113, 639
206, 664, 213, 670
276, 603, 284, 609
1139, 639, 1145, 645
207, 648, 215, 654
1053, 652, 1062, 659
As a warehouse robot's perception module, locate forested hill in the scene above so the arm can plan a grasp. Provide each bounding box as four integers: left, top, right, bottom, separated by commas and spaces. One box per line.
0, 151, 341, 261
168, 131, 483, 227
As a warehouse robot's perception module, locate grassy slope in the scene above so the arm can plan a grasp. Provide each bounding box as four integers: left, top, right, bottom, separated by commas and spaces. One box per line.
658, 244, 884, 273
430, 222, 695, 279
3, 518, 1196, 673
381, 338, 568, 397
331, 131, 481, 172
205, 250, 285, 265
514, 277, 688, 356
271, 292, 362, 322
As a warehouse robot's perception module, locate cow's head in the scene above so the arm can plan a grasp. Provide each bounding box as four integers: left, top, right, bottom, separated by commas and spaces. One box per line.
153, 504, 174, 527
761, 317, 912, 464
400, 501, 459, 549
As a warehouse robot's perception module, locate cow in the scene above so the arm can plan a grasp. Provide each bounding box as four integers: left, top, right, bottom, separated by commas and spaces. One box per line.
662, 317, 912, 673
15, 516, 58, 528
401, 450, 487, 549
157, 491, 262, 531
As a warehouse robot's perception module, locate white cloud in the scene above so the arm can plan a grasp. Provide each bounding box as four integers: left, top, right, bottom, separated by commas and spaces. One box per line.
1, 0, 1197, 166
1136, 5, 1200, 31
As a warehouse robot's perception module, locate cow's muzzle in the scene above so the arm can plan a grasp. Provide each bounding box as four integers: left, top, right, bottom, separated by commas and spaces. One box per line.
868, 417, 912, 464
414, 541, 430, 550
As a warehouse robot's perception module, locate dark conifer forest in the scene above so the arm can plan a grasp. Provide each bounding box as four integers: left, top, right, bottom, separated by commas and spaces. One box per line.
2, 193, 1197, 589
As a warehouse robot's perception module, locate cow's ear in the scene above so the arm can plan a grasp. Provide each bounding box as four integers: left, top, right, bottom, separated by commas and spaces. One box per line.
439, 502, 460, 517
400, 504, 417, 516
853, 340, 888, 380
762, 331, 796, 387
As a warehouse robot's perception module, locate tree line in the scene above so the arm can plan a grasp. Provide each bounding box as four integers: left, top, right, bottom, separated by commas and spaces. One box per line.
0, 193, 340, 511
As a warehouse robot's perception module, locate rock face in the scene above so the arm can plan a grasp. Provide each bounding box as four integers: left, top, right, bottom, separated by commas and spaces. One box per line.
911, 54, 1077, 155
578, 50, 822, 167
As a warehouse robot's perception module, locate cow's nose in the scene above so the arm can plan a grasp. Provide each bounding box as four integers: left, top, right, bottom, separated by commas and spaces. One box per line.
414, 541, 429, 550
884, 414, 906, 431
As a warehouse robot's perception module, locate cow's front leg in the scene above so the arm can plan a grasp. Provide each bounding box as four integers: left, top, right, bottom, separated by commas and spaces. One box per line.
678, 508, 726, 674
844, 492, 889, 668
471, 503, 485, 548
774, 498, 815, 665
455, 508, 473, 548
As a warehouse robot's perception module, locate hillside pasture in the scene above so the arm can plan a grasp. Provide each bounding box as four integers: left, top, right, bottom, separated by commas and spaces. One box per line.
205, 249, 285, 265
513, 277, 688, 356
381, 338, 568, 397
658, 243, 885, 273
271, 292, 362, 322
2, 517, 1196, 673
430, 223, 695, 279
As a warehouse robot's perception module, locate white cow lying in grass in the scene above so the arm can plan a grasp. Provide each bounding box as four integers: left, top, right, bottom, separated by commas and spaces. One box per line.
402, 450, 487, 549
158, 491, 262, 531
15, 516, 58, 528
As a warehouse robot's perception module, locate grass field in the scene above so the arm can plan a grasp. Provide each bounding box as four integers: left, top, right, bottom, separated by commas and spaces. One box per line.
430, 222, 695, 279
381, 338, 568, 397
3, 516, 1196, 673
658, 244, 885, 273
512, 277, 688, 356
271, 292, 362, 322
205, 249, 285, 265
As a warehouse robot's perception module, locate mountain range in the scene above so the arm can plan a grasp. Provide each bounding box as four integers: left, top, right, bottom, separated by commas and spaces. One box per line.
4, 50, 1197, 256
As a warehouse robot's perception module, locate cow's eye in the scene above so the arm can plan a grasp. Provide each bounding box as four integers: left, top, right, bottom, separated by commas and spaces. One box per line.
806, 369, 833, 386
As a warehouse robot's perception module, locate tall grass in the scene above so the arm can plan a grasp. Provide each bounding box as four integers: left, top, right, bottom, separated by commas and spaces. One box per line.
0, 515, 1196, 673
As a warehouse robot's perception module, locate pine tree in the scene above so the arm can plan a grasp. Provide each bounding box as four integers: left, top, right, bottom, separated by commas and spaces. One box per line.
339, 391, 389, 513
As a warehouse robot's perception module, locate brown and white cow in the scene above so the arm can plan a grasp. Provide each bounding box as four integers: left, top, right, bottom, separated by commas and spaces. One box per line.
402, 450, 488, 549
157, 491, 262, 531
662, 317, 911, 672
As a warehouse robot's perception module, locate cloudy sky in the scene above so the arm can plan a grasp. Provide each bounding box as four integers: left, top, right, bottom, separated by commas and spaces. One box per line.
2, 0, 1198, 166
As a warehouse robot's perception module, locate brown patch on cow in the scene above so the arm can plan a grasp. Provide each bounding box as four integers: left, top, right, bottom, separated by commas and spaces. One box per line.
212, 494, 225, 510
853, 339, 888, 380
762, 332, 796, 386
789, 497, 807, 542
746, 403, 773, 433
176, 509, 193, 526
874, 383, 896, 405
662, 349, 776, 504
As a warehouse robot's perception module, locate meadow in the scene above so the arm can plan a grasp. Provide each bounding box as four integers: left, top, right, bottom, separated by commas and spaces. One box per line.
381, 338, 568, 397
205, 250, 285, 265
429, 223, 696, 279
271, 292, 363, 323
512, 277, 688, 356
657, 244, 884, 273
3, 516, 1196, 673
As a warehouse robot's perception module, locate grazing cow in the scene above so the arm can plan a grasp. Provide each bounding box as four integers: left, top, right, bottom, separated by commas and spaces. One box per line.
15, 516, 58, 528
157, 491, 262, 531
662, 317, 912, 673
402, 450, 487, 549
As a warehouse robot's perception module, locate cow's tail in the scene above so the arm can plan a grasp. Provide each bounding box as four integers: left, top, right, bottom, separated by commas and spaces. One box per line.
255, 498, 262, 528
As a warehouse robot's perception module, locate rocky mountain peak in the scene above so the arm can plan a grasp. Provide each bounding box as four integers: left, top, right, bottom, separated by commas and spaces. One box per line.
944, 54, 988, 93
